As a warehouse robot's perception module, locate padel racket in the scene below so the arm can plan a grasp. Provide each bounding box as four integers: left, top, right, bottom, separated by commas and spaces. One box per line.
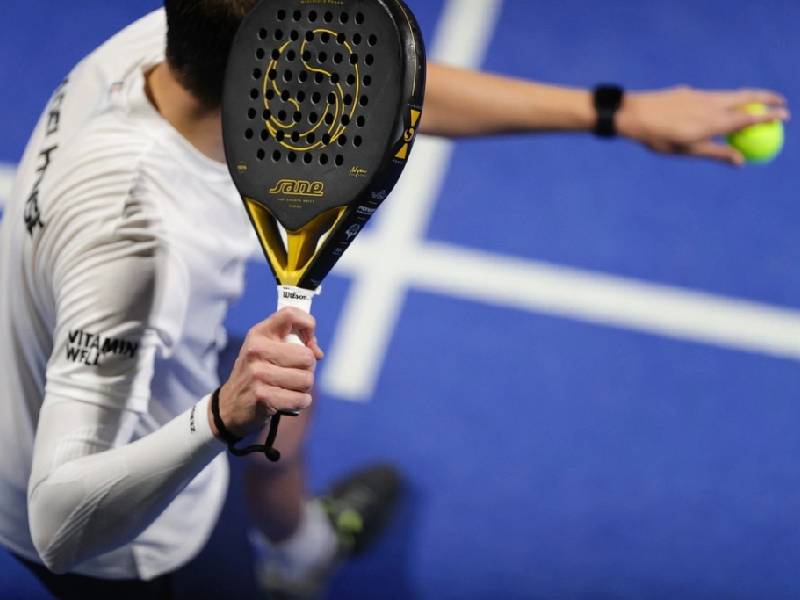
223, 0, 426, 460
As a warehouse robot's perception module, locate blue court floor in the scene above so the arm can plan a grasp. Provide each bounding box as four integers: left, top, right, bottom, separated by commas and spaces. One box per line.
1, 1, 798, 598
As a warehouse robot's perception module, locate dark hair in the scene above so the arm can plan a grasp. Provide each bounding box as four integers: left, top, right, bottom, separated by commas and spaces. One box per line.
164, 0, 258, 108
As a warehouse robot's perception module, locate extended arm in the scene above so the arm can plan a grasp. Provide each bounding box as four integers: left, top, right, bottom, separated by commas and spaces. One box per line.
28, 394, 220, 574
421, 63, 789, 164
28, 307, 320, 575
25, 164, 322, 574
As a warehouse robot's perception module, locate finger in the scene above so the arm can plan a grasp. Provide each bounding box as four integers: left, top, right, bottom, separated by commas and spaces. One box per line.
245, 337, 316, 369
291, 316, 322, 350
717, 88, 787, 108
257, 385, 313, 414
725, 107, 789, 133
307, 336, 325, 360
257, 364, 315, 393
256, 307, 317, 340
704, 106, 788, 138
687, 141, 745, 166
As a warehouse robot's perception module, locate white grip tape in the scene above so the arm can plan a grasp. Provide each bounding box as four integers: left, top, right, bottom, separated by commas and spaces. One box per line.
275, 285, 319, 415
276, 286, 318, 340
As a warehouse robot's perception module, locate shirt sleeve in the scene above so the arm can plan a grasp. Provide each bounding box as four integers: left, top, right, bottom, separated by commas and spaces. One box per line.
41, 163, 189, 414
27, 148, 219, 575
28, 393, 223, 575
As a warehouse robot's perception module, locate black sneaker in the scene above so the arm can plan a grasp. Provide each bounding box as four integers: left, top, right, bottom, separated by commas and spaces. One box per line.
256, 463, 403, 600
320, 463, 403, 558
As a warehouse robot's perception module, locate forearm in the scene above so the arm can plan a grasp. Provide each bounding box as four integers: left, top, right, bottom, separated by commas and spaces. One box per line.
420, 64, 789, 164
28, 394, 223, 574
420, 63, 594, 137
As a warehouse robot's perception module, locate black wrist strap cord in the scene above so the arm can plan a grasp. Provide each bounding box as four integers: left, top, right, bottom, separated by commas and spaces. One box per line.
211, 387, 291, 462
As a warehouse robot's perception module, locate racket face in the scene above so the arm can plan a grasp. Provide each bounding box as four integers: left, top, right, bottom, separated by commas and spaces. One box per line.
223, 0, 425, 234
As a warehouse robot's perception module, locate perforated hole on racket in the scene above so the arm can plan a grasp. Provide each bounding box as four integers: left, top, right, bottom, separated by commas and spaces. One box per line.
223, 0, 426, 461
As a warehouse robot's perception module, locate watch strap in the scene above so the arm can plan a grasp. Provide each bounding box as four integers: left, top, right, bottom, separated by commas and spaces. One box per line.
593, 84, 624, 138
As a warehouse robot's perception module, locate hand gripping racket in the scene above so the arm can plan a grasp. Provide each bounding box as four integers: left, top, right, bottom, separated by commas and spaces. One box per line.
222, 0, 426, 460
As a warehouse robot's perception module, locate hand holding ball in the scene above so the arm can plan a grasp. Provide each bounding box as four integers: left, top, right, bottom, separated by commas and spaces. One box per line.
727, 103, 784, 163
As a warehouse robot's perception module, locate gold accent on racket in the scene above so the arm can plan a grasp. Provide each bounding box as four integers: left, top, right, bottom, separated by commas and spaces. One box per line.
244, 198, 347, 286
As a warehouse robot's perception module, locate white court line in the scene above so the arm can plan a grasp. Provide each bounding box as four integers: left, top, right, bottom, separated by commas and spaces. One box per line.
1, 26, 798, 401
321, 0, 800, 402
336, 237, 800, 362
0, 163, 15, 210
321, 0, 506, 400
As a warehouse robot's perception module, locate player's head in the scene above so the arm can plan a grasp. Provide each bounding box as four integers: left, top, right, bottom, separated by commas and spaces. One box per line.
164, 0, 258, 109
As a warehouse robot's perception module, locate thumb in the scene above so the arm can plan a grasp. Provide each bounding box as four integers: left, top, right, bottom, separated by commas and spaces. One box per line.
307, 336, 325, 360
689, 141, 745, 166
257, 307, 317, 341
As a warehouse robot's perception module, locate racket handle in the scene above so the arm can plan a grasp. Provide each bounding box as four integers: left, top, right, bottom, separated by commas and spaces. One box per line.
276, 284, 317, 313
276, 285, 318, 416
283, 332, 304, 346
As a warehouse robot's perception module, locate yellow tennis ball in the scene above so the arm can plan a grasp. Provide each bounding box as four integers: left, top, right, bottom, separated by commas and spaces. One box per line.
726, 103, 784, 163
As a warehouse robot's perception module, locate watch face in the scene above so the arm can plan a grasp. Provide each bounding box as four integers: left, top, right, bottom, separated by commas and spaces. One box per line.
593, 85, 624, 137
595, 85, 624, 110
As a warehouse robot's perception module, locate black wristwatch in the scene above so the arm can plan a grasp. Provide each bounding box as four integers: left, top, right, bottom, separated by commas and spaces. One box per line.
593, 84, 624, 138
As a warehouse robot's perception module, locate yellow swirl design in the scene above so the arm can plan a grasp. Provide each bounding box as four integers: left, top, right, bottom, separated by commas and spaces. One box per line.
260, 29, 361, 153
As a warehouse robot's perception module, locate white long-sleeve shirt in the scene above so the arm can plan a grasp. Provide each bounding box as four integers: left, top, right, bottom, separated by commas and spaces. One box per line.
0, 10, 256, 580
